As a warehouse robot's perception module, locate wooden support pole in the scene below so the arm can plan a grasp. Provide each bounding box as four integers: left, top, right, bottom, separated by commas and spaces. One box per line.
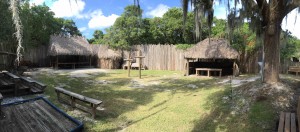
89, 55, 92, 68
186, 59, 189, 76
127, 59, 131, 77
56, 56, 58, 69
135, 50, 145, 79
124, 53, 133, 77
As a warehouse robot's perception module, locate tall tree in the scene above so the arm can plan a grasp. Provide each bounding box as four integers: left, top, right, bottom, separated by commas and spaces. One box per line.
93, 30, 104, 40
60, 19, 82, 36
182, 0, 300, 84
104, 5, 145, 49
21, 2, 63, 47
88, 30, 105, 44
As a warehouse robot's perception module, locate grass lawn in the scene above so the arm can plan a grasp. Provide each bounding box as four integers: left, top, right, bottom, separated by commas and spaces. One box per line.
33, 69, 277, 132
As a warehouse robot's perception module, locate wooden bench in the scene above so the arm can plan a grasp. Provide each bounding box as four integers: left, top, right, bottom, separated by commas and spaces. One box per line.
20, 76, 46, 94
55, 62, 90, 69
195, 68, 222, 77
0, 71, 20, 96
288, 66, 300, 75
278, 97, 300, 132
131, 63, 145, 70
55, 87, 102, 119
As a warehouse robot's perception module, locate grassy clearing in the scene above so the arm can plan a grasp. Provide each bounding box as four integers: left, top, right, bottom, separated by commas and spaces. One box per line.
33, 69, 277, 132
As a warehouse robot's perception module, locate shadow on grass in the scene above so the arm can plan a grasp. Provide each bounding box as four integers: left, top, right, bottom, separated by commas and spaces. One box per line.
148, 77, 217, 91
38, 73, 256, 132
191, 85, 277, 132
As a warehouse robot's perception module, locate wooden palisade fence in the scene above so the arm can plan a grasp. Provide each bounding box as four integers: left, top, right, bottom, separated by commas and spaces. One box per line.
22, 44, 295, 74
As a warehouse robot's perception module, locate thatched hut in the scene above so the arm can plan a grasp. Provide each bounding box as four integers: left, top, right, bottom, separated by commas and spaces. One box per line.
91, 45, 122, 69
184, 38, 239, 76
48, 35, 93, 69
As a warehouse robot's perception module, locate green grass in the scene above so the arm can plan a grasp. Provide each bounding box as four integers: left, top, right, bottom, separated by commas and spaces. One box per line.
34, 69, 277, 132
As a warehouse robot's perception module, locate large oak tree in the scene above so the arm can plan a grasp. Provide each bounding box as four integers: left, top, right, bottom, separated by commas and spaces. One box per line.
181, 0, 300, 84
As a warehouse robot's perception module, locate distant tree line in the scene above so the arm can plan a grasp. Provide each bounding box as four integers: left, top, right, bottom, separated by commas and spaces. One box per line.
88, 6, 198, 49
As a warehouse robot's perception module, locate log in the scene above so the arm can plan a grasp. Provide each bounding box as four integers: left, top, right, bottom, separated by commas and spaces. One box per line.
55, 87, 102, 105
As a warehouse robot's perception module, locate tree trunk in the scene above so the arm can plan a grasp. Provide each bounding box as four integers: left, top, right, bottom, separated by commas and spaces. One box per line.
263, 22, 281, 84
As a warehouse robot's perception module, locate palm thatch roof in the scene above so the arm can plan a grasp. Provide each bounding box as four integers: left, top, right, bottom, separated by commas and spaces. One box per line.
48, 35, 93, 56
184, 38, 239, 59
91, 44, 122, 59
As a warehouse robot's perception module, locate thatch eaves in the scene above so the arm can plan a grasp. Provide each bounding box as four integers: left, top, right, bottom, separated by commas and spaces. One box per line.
184, 38, 239, 59
91, 44, 122, 59
48, 35, 93, 56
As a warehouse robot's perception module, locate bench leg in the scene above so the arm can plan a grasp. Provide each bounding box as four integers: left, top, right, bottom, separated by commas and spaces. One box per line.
14, 79, 20, 96
91, 103, 97, 119
56, 91, 60, 101
71, 96, 76, 109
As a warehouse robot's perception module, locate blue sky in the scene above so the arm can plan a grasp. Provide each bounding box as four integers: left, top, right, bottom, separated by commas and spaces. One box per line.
30, 0, 299, 39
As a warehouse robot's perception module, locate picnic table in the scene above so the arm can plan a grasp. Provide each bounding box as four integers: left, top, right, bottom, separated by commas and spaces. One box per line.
195, 68, 222, 77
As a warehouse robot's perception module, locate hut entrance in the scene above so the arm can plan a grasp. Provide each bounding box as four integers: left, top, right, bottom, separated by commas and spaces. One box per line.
48, 35, 94, 69
184, 38, 240, 77
50, 55, 91, 69
187, 59, 235, 76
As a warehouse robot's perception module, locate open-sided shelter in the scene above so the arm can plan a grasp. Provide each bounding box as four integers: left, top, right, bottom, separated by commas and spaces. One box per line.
184, 38, 239, 76
48, 35, 93, 69
91, 45, 122, 69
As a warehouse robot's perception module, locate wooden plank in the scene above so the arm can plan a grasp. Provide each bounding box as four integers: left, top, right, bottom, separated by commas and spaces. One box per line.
55, 87, 102, 105
34, 81, 46, 88
0, 78, 8, 85
285, 112, 291, 132
20, 76, 35, 83
0, 99, 78, 132
291, 113, 296, 132
3, 71, 20, 79
278, 112, 284, 132
297, 96, 300, 130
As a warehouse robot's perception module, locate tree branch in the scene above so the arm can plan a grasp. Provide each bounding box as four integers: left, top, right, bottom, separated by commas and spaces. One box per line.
283, 1, 300, 20
256, 0, 269, 20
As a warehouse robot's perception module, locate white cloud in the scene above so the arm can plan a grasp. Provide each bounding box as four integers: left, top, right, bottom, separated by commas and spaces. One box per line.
146, 4, 170, 17
88, 10, 119, 29
79, 27, 87, 32
50, 0, 85, 18
282, 9, 300, 39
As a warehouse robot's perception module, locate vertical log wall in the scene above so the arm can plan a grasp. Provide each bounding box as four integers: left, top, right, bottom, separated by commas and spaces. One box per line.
22, 44, 294, 74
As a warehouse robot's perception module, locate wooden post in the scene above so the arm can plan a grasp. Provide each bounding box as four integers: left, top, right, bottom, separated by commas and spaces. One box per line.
135, 50, 145, 79
14, 78, 20, 96
91, 104, 97, 119
56, 56, 58, 69
89, 55, 92, 68
186, 59, 189, 76
71, 96, 75, 109
124, 53, 133, 77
